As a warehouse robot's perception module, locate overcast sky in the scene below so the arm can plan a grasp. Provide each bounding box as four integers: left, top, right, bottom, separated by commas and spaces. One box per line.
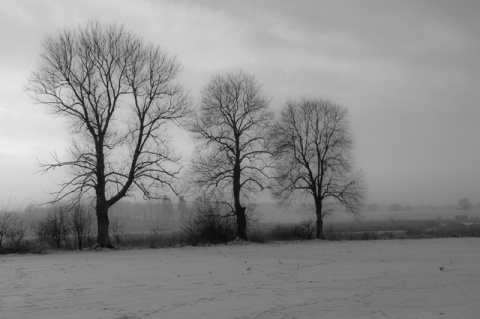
1, 0, 479, 209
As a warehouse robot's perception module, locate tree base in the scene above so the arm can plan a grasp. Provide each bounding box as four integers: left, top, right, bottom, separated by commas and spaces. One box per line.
228, 237, 247, 244
91, 243, 116, 250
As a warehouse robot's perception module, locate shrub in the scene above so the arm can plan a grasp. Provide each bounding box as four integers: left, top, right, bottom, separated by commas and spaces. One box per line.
0, 210, 29, 254
109, 231, 187, 249
2, 221, 27, 253
110, 216, 125, 246
148, 224, 165, 248
248, 225, 269, 243
249, 220, 315, 242
183, 205, 237, 245
69, 205, 94, 250
324, 223, 340, 241
4, 221, 27, 251
31, 206, 72, 249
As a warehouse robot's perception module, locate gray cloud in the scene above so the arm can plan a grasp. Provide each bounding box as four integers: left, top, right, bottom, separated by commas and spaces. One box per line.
1, 0, 479, 207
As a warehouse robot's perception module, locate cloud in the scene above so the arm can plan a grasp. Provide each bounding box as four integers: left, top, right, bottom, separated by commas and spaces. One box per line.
1, 0, 479, 207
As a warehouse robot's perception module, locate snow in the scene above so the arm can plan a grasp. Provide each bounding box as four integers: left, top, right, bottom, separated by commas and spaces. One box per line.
1, 238, 479, 319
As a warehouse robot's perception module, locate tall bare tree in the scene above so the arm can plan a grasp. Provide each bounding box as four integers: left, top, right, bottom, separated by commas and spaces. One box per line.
270, 98, 365, 239
187, 71, 272, 240
25, 22, 190, 247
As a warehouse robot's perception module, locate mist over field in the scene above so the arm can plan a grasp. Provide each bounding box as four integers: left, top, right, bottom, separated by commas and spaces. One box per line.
18, 199, 480, 237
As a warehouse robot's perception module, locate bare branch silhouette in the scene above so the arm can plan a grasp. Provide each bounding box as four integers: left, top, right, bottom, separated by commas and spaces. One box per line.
270, 98, 365, 239
186, 71, 272, 240
25, 22, 191, 247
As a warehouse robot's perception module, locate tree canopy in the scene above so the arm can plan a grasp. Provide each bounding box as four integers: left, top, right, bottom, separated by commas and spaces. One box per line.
26, 22, 191, 246
270, 98, 365, 238
187, 71, 272, 240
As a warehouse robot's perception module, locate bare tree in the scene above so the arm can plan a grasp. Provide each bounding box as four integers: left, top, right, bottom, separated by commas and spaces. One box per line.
25, 22, 191, 247
270, 98, 365, 239
0, 211, 22, 251
182, 196, 237, 245
110, 216, 125, 246
187, 71, 272, 240
458, 198, 472, 210
70, 204, 93, 250
31, 206, 71, 249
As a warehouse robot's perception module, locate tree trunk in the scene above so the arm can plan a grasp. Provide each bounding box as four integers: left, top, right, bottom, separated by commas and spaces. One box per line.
233, 154, 248, 241
236, 206, 248, 241
95, 138, 113, 248
315, 216, 324, 239
315, 198, 325, 239
96, 198, 112, 248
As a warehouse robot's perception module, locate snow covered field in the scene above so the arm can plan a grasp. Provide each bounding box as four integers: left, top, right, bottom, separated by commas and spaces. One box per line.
1, 238, 479, 319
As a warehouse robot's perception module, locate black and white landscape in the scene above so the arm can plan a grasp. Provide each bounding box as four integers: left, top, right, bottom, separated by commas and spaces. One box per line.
1, 1, 480, 318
